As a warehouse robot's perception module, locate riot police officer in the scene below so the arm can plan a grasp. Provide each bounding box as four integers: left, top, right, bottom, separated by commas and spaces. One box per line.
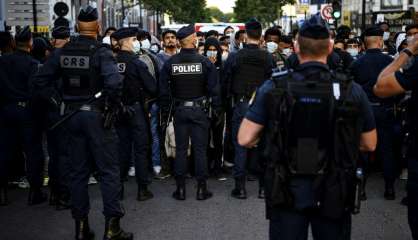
112, 27, 157, 201
237, 15, 377, 240
46, 25, 72, 210
32, 6, 133, 240
159, 24, 221, 201
223, 18, 275, 199
350, 26, 397, 200
374, 23, 418, 240
0, 26, 47, 206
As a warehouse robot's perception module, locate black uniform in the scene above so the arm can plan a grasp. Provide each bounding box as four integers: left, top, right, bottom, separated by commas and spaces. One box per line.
159, 44, 220, 200
0, 49, 45, 205
32, 35, 125, 219
223, 42, 275, 198
115, 50, 157, 200
350, 41, 398, 199
393, 54, 418, 240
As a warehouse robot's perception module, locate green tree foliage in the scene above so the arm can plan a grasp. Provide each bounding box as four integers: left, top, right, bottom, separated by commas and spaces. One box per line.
207, 7, 234, 22
234, 0, 295, 25
142, 0, 210, 23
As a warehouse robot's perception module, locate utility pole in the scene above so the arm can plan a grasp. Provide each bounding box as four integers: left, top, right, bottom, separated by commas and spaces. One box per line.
361, 0, 366, 31
32, 0, 38, 33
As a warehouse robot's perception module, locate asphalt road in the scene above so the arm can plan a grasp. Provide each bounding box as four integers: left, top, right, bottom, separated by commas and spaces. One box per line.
0, 174, 412, 240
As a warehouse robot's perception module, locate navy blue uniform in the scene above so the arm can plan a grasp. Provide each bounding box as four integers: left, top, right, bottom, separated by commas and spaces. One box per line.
350, 48, 397, 189
0, 50, 45, 193
159, 48, 220, 181
116, 50, 157, 187
394, 56, 418, 240
32, 36, 124, 219
223, 44, 275, 179
245, 62, 375, 240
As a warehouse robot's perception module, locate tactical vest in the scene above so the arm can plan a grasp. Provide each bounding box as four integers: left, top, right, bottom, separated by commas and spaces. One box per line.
60, 39, 102, 101
116, 52, 145, 105
232, 48, 269, 96
170, 53, 206, 100
263, 69, 362, 219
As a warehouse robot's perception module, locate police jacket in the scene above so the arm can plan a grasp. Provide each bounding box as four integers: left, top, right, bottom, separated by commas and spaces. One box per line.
223, 44, 275, 97
116, 50, 157, 105
0, 49, 39, 103
159, 48, 221, 110
350, 48, 396, 106
32, 36, 122, 103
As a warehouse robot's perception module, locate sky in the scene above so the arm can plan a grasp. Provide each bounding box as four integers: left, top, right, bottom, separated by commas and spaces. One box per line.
206, 0, 236, 13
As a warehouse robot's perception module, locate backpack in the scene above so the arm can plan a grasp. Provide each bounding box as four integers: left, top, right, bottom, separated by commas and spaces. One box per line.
263, 68, 363, 219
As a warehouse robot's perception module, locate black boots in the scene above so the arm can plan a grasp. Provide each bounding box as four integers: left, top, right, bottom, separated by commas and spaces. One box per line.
0, 186, 8, 206
137, 185, 154, 201
75, 218, 95, 240
172, 178, 186, 200
384, 183, 396, 200
196, 181, 213, 201
231, 177, 247, 199
28, 188, 47, 205
103, 217, 133, 240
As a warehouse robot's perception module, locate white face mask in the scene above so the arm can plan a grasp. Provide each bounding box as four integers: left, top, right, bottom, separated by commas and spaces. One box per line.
222, 51, 229, 61
207, 50, 217, 58
266, 42, 278, 53
150, 44, 159, 53
132, 40, 141, 54
227, 32, 234, 39
282, 48, 292, 56
383, 32, 390, 41
102, 36, 111, 45
239, 42, 244, 49
347, 48, 358, 57
140, 39, 151, 50
407, 36, 415, 44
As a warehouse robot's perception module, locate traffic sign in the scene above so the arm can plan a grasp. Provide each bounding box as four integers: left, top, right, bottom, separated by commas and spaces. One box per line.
321, 4, 333, 20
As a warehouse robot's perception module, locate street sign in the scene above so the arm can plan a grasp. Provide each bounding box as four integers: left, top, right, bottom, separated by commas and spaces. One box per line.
321, 4, 333, 20
297, 5, 310, 14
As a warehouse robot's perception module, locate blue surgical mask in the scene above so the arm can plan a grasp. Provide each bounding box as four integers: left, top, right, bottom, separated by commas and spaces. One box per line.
347, 48, 358, 57
266, 42, 278, 53
207, 50, 217, 58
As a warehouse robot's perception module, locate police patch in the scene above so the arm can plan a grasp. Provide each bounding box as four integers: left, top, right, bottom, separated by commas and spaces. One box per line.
60, 55, 90, 69
117, 63, 126, 73
172, 63, 202, 75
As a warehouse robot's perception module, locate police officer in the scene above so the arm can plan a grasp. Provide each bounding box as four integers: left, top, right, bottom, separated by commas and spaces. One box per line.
374, 24, 418, 240
224, 18, 275, 199
350, 26, 397, 200
0, 26, 47, 206
46, 25, 72, 210
112, 27, 157, 201
237, 14, 377, 240
50, 25, 71, 49
159, 24, 221, 201
32, 6, 133, 240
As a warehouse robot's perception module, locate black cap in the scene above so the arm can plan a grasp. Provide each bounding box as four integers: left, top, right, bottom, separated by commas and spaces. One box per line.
77, 6, 98, 22
364, 26, 384, 37
405, 24, 418, 33
15, 26, 32, 42
245, 18, 262, 30
177, 24, 195, 40
111, 27, 138, 40
299, 14, 329, 39
52, 26, 70, 39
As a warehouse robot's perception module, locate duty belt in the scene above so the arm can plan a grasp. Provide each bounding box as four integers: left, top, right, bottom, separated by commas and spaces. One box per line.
175, 99, 207, 108
17, 101, 28, 108
65, 103, 102, 113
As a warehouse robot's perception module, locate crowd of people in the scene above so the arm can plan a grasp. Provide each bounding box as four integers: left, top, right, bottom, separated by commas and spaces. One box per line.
0, 5, 418, 240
